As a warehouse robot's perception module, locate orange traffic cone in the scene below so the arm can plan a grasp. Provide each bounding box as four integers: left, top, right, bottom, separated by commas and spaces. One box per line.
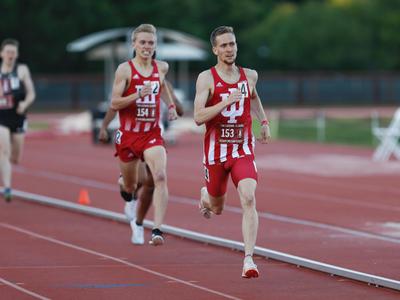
78, 189, 91, 205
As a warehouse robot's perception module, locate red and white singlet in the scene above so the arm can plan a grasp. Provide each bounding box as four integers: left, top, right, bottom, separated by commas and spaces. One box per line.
118, 60, 162, 134
203, 66, 255, 165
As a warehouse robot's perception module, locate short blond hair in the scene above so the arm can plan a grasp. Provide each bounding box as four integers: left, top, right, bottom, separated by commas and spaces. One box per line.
1, 38, 19, 51
131, 24, 157, 42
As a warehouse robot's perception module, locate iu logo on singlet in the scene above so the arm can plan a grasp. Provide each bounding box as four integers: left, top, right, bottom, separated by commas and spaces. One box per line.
220, 81, 248, 123
218, 81, 249, 144
135, 80, 160, 122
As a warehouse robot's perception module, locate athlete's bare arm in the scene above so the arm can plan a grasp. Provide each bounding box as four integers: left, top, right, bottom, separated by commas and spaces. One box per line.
156, 60, 169, 84
161, 80, 184, 117
98, 107, 117, 143
111, 63, 141, 111
157, 61, 178, 121
245, 68, 271, 144
194, 70, 241, 126
17, 64, 35, 114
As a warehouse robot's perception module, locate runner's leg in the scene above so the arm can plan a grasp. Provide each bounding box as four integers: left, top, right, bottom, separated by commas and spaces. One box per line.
201, 163, 229, 216
10, 132, 25, 164
130, 163, 153, 245
136, 164, 154, 224
119, 159, 139, 194
237, 178, 258, 257
143, 145, 168, 231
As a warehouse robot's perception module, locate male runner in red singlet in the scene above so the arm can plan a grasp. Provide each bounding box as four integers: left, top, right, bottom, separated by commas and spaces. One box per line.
111, 24, 178, 246
99, 80, 183, 245
194, 26, 271, 278
0, 39, 35, 202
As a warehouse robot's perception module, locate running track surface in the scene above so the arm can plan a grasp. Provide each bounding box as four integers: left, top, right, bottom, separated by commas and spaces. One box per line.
4, 200, 399, 300
1, 128, 400, 299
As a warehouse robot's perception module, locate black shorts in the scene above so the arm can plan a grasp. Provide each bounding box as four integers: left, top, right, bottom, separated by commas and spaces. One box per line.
0, 115, 27, 134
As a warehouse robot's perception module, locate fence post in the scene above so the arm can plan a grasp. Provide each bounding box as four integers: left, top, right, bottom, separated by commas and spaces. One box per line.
371, 110, 379, 144
270, 109, 280, 139
316, 110, 326, 143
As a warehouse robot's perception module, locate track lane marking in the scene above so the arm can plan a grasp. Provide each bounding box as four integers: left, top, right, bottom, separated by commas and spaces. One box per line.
3, 191, 400, 291
170, 196, 400, 244
15, 166, 400, 212
8, 167, 400, 244
0, 277, 51, 300
0, 223, 241, 300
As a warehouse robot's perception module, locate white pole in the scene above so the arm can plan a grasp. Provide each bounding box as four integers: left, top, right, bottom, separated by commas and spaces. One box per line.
371, 110, 379, 142
316, 110, 326, 142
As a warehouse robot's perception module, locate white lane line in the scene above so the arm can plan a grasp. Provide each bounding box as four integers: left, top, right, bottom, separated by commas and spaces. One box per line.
3, 183, 400, 245
270, 171, 400, 196
168, 170, 400, 211
5, 190, 400, 291
0, 277, 51, 300
0, 265, 127, 270
260, 185, 400, 213
170, 196, 400, 244
168, 157, 400, 195
0, 223, 241, 300
15, 165, 400, 212
11, 168, 400, 242
6, 167, 400, 244
14, 166, 116, 191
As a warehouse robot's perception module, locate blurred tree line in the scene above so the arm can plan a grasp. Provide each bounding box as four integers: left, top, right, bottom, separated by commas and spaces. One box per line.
1, 0, 399, 73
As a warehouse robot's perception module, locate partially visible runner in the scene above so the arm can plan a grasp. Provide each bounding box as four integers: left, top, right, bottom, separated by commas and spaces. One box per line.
0, 39, 35, 202
110, 24, 178, 246
99, 80, 183, 245
193, 26, 271, 278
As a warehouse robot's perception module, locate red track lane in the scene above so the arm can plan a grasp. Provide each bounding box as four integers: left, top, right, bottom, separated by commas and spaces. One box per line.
13, 133, 400, 281
1, 199, 399, 300
2, 129, 399, 299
